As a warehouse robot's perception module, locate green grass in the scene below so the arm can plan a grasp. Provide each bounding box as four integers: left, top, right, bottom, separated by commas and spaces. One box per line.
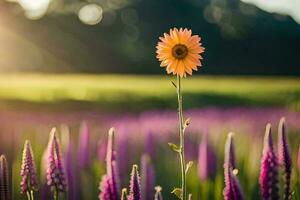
0, 74, 299, 111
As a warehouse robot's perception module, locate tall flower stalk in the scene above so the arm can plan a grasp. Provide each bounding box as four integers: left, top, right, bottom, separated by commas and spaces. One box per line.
156, 28, 205, 199
46, 128, 67, 200
223, 133, 244, 200
259, 124, 279, 200
98, 128, 120, 200
141, 154, 155, 200
0, 155, 10, 200
20, 140, 38, 200
128, 165, 141, 200
177, 75, 187, 199
277, 117, 292, 200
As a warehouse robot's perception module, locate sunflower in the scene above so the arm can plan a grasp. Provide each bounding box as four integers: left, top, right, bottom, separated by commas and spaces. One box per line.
156, 28, 205, 77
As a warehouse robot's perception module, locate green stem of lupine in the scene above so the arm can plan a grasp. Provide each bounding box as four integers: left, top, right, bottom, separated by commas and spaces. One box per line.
177, 75, 186, 200
54, 188, 59, 200
26, 191, 31, 200
30, 190, 34, 200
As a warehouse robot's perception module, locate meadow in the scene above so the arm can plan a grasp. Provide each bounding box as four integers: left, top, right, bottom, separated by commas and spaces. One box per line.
0, 74, 300, 110
0, 74, 299, 200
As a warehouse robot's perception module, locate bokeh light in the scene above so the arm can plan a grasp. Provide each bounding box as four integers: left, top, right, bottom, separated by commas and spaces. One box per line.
78, 4, 103, 26
18, 0, 50, 19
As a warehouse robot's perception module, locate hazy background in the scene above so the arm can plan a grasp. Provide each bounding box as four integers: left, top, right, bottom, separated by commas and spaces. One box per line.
1, 0, 299, 75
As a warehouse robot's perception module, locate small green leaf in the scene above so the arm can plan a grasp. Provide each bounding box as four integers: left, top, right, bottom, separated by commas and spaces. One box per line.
168, 143, 180, 152
171, 188, 182, 199
186, 161, 193, 174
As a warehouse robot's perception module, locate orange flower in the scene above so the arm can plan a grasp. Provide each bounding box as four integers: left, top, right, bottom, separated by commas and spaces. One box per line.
156, 28, 205, 77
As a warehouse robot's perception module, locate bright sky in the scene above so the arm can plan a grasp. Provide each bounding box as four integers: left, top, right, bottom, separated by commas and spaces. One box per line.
241, 0, 300, 24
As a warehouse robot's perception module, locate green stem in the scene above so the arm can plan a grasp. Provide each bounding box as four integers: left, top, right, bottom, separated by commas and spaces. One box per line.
177, 75, 186, 200
26, 191, 31, 200
54, 188, 59, 200
30, 190, 34, 200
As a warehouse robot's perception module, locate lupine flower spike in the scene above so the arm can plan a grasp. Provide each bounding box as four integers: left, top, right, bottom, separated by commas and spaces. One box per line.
223, 133, 244, 200
259, 124, 279, 200
99, 128, 120, 200
154, 186, 163, 200
141, 154, 155, 200
225, 132, 236, 169
128, 165, 141, 200
21, 140, 38, 200
198, 133, 217, 181
0, 155, 10, 200
46, 128, 67, 200
78, 121, 90, 168
121, 188, 128, 200
278, 117, 292, 200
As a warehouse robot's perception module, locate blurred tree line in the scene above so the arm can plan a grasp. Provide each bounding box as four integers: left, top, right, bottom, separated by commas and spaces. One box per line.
1, 0, 300, 75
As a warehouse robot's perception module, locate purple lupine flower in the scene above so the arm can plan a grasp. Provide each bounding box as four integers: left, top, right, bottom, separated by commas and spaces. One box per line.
225, 132, 236, 169
99, 128, 120, 200
141, 154, 155, 200
198, 133, 217, 181
99, 175, 113, 200
145, 132, 155, 160
223, 133, 244, 200
259, 124, 279, 200
277, 117, 292, 200
46, 128, 67, 192
154, 186, 163, 200
78, 121, 90, 168
223, 165, 244, 200
20, 140, 38, 194
0, 155, 10, 200
128, 165, 141, 200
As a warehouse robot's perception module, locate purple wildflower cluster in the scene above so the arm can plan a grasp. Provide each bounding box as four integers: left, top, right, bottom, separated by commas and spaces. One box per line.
0, 116, 298, 200
99, 128, 158, 200
46, 128, 67, 193
20, 140, 38, 194
221, 118, 297, 200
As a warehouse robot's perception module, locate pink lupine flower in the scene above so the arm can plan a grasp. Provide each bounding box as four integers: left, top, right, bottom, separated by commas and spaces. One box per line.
20, 140, 38, 195
128, 165, 141, 200
198, 133, 217, 181
223, 165, 244, 200
99, 175, 113, 200
99, 128, 120, 200
277, 118, 292, 200
0, 155, 11, 200
259, 124, 279, 200
78, 121, 90, 168
141, 154, 155, 200
46, 128, 67, 193
223, 133, 244, 200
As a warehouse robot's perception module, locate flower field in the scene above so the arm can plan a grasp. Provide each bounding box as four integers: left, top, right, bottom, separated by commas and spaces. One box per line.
0, 74, 299, 199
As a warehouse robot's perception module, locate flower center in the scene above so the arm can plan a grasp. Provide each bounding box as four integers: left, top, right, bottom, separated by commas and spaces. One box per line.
172, 44, 188, 59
